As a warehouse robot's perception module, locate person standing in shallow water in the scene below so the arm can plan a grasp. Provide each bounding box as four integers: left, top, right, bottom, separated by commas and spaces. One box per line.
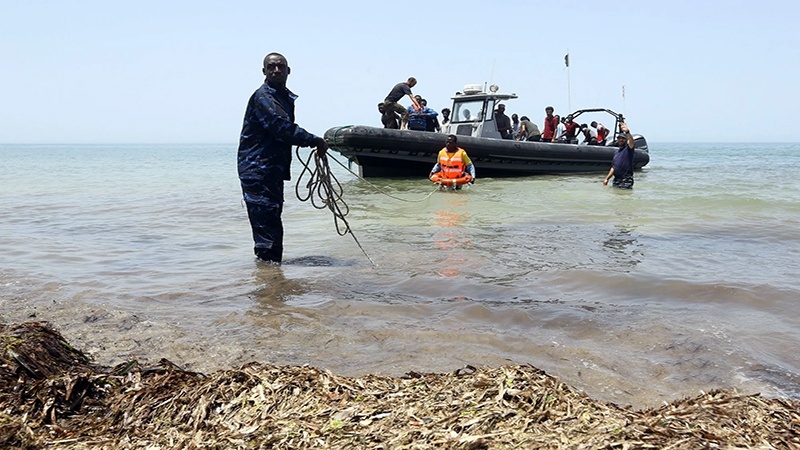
237, 52, 328, 264
603, 122, 636, 189
429, 134, 476, 186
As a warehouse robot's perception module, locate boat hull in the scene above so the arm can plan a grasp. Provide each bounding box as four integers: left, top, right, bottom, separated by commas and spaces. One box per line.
325, 126, 650, 178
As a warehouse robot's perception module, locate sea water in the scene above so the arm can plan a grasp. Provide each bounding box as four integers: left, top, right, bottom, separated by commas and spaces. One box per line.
1, 142, 799, 408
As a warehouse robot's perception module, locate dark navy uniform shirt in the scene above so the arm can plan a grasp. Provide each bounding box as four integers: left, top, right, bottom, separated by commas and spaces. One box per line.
237, 82, 319, 186
612, 145, 635, 178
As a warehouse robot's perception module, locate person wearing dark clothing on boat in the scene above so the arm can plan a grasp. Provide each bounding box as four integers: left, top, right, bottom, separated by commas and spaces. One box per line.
518, 116, 541, 141
237, 52, 327, 264
384, 77, 422, 130
407, 99, 439, 132
494, 104, 513, 139
603, 122, 636, 189
543, 106, 559, 142
378, 102, 400, 129
421, 99, 440, 132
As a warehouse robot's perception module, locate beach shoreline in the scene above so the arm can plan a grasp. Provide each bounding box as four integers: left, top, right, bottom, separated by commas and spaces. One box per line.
0, 290, 789, 412
2, 321, 798, 449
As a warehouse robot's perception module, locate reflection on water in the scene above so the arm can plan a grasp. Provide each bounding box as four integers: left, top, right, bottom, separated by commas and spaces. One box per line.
432, 196, 471, 279
250, 264, 307, 305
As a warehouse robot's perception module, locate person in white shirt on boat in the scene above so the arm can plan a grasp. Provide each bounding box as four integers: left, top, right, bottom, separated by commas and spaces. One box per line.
438, 108, 451, 133
579, 123, 599, 145
553, 115, 567, 143
511, 114, 520, 136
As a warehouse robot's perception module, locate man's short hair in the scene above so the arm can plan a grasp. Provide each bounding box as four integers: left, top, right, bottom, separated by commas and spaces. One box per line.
263, 52, 286, 66
442, 108, 451, 113
407, 77, 417, 84
545, 106, 554, 112
447, 134, 458, 142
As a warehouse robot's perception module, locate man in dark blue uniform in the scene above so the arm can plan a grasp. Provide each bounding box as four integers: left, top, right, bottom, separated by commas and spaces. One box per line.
603, 122, 636, 189
237, 52, 327, 263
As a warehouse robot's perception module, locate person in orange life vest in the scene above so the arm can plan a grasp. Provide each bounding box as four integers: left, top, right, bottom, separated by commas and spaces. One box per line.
429, 134, 476, 183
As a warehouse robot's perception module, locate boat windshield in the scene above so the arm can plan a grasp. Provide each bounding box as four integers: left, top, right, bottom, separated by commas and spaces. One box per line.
452, 100, 485, 123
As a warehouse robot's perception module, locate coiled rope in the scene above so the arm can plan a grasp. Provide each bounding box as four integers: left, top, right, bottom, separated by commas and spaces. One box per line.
295, 146, 376, 266
294, 130, 441, 267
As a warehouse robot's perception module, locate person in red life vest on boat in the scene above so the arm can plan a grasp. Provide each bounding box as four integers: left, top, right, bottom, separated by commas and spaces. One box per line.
542, 106, 559, 142
429, 134, 476, 188
562, 114, 580, 144
592, 121, 609, 145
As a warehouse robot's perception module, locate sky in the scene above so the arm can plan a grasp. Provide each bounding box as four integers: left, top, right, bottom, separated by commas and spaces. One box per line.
1, 0, 798, 144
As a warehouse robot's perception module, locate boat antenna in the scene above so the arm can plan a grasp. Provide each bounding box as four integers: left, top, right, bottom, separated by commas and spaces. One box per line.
489, 58, 496, 86
564, 50, 571, 112
622, 84, 626, 117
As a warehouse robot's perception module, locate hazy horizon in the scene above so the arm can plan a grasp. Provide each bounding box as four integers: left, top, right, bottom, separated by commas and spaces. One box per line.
2, 1, 798, 144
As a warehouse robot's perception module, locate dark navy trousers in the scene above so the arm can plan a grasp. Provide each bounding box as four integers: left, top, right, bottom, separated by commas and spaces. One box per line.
241, 177, 285, 263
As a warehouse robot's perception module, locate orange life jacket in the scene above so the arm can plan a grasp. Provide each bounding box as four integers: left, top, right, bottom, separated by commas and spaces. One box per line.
439, 148, 466, 179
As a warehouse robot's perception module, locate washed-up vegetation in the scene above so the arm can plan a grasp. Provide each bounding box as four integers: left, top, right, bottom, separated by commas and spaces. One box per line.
1, 322, 798, 449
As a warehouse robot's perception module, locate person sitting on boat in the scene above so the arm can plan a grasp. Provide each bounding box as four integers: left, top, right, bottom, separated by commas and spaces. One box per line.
511, 114, 520, 136
562, 115, 580, 144
462, 109, 476, 121
603, 122, 636, 189
439, 108, 451, 133
579, 123, 598, 145
383, 77, 422, 130
542, 106, 559, 142
407, 98, 439, 132
429, 134, 476, 187
553, 115, 567, 142
517, 116, 541, 141
591, 121, 609, 145
421, 99, 441, 132
494, 104, 513, 139
378, 102, 399, 129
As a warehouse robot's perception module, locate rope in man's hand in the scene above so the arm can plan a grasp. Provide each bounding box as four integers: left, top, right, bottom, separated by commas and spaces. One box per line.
295, 146, 376, 267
